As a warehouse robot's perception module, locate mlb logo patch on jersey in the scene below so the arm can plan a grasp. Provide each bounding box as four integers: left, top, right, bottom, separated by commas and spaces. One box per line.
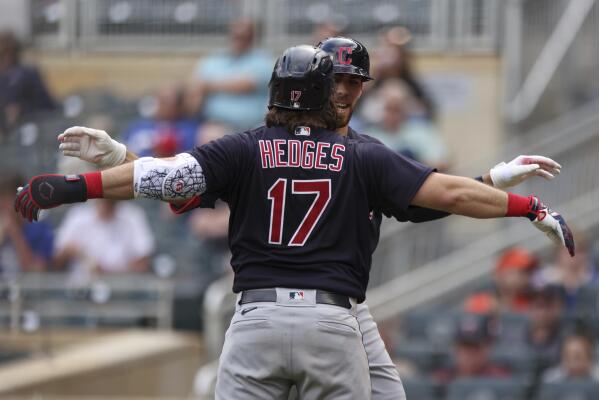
289, 291, 305, 301
294, 126, 311, 136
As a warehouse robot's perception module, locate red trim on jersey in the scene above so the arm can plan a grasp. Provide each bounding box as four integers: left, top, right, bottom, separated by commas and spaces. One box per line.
273, 139, 287, 168
288, 140, 301, 167
329, 144, 345, 172
258, 140, 274, 168
169, 196, 202, 215
301, 140, 315, 169
314, 142, 330, 170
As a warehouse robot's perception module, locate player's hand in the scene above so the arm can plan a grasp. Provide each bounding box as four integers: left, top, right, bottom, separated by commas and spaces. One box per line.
14, 175, 88, 222
490, 155, 561, 189
14, 184, 41, 222
527, 196, 575, 257
58, 126, 127, 168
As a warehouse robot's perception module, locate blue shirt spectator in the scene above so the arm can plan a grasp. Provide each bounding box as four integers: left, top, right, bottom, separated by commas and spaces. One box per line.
0, 172, 54, 279
122, 85, 198, 157
0, 31, 55, 134
190, 19, 272, 131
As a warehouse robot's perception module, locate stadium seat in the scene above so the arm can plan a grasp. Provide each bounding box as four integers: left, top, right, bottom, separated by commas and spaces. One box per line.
537, 381, 599, 400
490, 344, 536, 378
395, 340, 449, 373
496, 312, 530, 343
402, 378, 439, 400
576, 282, 599, 311
402, 309, 461, 345
446, 378, 528, 400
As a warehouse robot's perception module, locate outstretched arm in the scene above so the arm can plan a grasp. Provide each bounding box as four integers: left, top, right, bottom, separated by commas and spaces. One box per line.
14, 152, 205, 221
404, 154, 562, 222
410, 172, 575, 256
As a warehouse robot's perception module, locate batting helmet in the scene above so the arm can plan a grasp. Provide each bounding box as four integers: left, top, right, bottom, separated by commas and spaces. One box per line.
317, 37, 373, 81
268, 45, 334, 111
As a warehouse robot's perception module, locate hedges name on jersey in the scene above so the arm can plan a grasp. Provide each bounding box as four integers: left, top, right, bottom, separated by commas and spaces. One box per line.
189, 125, 433, 302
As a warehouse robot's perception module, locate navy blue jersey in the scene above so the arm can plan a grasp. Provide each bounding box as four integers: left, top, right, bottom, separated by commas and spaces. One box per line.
188, 125, 433, 301
347, 127, 450, 224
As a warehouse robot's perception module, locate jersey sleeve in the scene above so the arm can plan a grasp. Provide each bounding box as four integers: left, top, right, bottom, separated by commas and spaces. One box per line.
186, 132, 253, 198
361, 143, 434, 219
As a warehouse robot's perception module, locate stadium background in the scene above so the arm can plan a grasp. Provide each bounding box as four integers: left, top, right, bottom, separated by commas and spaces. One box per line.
0, 0, 598, 399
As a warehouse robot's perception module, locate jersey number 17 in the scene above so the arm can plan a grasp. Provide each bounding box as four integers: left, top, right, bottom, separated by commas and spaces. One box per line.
267, 179, 331, 247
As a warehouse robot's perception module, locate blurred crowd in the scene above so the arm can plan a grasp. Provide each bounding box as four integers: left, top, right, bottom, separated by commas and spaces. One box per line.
0, 19, 450, 331
1, 16, 598, 398
392, 239, 599, 398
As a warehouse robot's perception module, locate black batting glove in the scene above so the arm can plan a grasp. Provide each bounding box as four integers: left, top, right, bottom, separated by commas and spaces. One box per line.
14, 174, 89, 222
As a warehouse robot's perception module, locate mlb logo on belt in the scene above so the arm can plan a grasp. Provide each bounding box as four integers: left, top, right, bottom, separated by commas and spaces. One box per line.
289, 291, 305, 301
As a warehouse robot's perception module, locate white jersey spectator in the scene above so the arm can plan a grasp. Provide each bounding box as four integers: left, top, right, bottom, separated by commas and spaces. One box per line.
54, 200, 154, 280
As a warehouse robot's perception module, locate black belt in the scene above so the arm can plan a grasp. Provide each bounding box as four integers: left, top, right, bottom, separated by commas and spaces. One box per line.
239, 289, 352, 309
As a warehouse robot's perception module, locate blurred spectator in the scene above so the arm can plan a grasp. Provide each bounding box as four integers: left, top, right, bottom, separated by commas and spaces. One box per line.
55, 121, 156, 281
54, 198, 155, 281
0, 31, 55, 136
367, 80, 448, 169
433, 314, 510, 384
312, 21, 343, 44
123, 85, 198, 157
542, 333, 599, 382
0, 171, 53, 279
534, 231, 597, 310
464, 248, 539, 314
523, 285, 565, 369
188, 18, 272, 131
358, 26, 436, 124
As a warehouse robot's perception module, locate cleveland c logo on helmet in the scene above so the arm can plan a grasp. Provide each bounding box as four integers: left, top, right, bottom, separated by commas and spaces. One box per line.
318, 36, 373, 81
337, 47, 353, 65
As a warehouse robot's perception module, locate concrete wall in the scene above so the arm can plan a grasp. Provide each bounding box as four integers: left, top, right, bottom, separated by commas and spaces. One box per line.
0, 330, 203, 398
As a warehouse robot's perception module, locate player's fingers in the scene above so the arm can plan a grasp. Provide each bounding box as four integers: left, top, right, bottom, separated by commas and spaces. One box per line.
535, 169, 555, 180
538, 166, 560, 176
513, 164, 539, 176
525, 155, 562, 169
59, 142, 81, 151
62, 150, 82, 158
62, 151, 82, 158
62, 126, 87, 136
25, 201, 36, 222
15, 191, 30, 219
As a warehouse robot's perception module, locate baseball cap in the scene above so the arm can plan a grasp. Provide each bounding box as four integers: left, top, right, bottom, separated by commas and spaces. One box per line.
495, 247, 538, 273
454, 314, 493, 345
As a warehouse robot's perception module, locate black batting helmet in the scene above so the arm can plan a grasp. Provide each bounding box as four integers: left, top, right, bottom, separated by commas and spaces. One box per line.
317, 36, 373, 81
268, 45, 334, 111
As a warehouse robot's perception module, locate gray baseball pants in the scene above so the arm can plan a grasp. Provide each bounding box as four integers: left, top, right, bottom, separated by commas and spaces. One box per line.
289, 303, 408, 399
215, 288, 371, 399
356, 303, 407, 400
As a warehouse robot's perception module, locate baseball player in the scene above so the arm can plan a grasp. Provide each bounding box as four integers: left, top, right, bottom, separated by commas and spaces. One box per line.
15, 45, 574, 399
54, 37, 565, 400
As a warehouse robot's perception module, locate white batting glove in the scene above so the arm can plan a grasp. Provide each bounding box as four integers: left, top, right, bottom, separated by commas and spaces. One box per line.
526, 196, 575, 257
490, 155, 561, 189
58, 126, 127, 168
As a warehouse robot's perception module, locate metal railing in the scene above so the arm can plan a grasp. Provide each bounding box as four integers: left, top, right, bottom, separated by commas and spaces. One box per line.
370, 98, 599, 288
368, 97, 599, 318
29, 0, 502, 53
503, 0, 599, 130
0, 273, 174, 332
